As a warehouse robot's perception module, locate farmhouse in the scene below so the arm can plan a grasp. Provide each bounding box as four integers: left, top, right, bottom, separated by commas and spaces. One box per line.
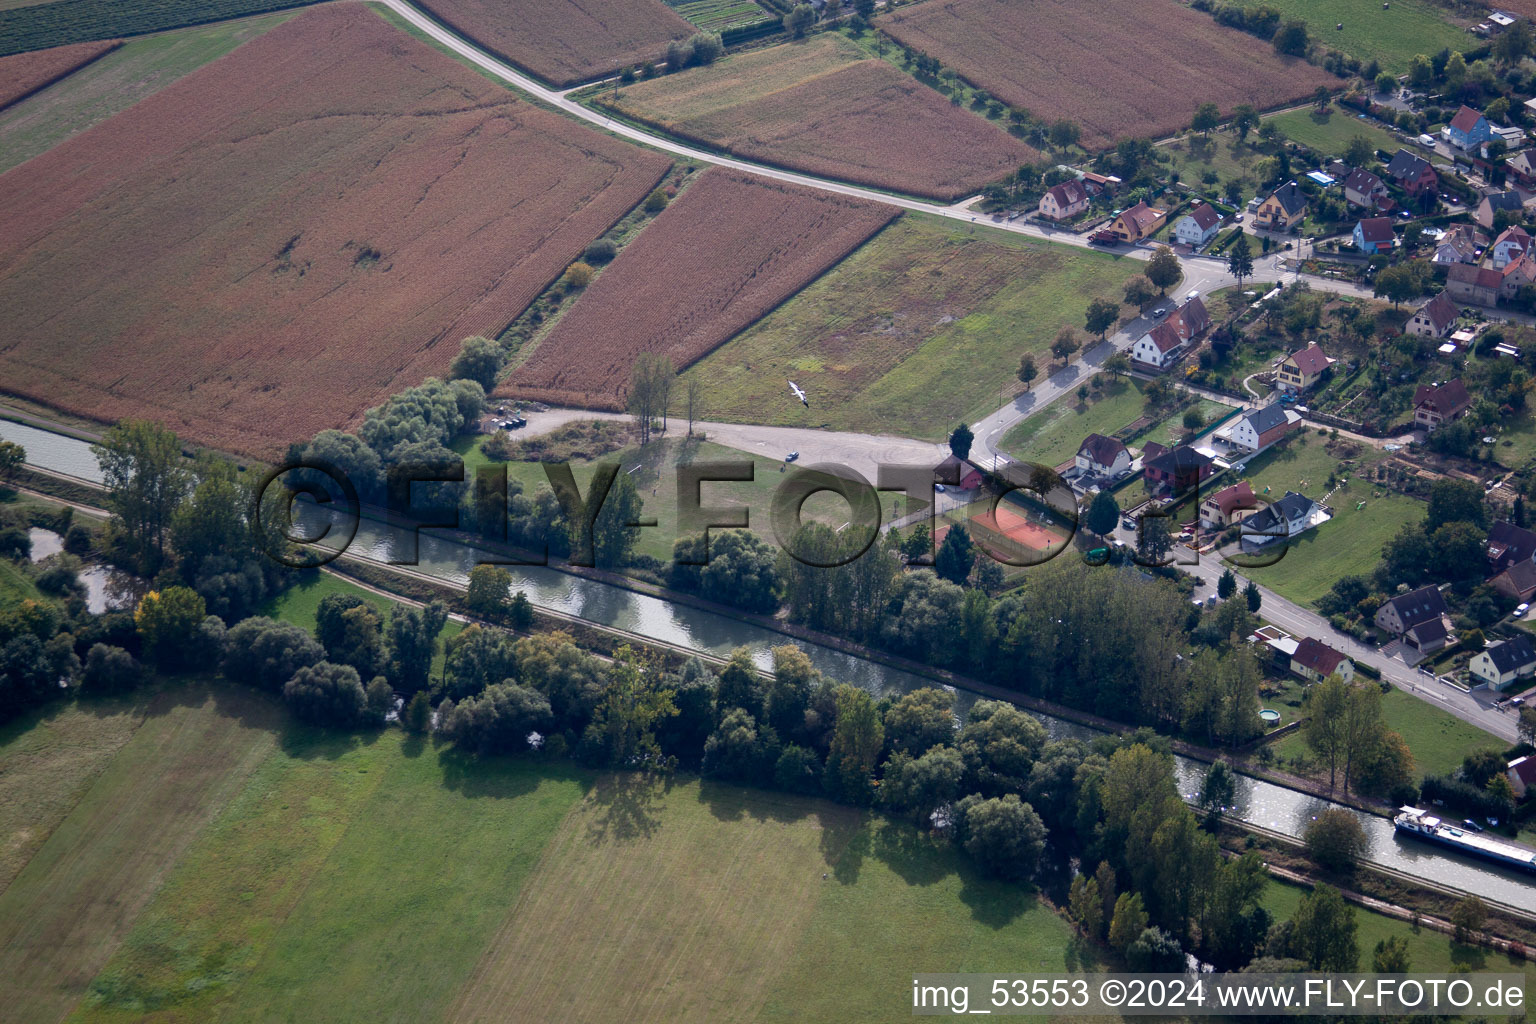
1039, 179, 1089, 221
1172, 203, 1221, 248
1254, 181, 1307, 232
1240, 490, 1325, 547
1353, 216, 1396, 255
1074, 433, 1131, 480
1487, 520, 1536, 574
1406, 292, 1460, 338
1342, 167, 1389, 210
1373, 584, 1451, 652
1468, 634, 1536, 688
1290, 637, 1355, 684
1475, 190, 1524, 230
1108, 201, 1163, 243
1142, 444, 1214, 497
1276, 343, 1333, 393
1447, 104, 1493, 150
1385, 149, 1437, 195
1220, 403, 1301, 453
1412, 378, 1472, 430
1492, 225, 1532, 268
1446, 262, 1503, 305
1199, 480, 1256, 527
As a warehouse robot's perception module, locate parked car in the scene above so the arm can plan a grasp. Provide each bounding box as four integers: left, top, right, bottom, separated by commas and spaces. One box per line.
1152, 306, 1169, 319
1121, 517, 1136, 530
785, 451, 799, 463
509, 416, 527, 429
934, 483, 946, 493
1516, 603, 1529, 619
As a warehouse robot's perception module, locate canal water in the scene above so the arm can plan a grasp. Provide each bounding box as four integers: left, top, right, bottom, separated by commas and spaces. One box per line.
5, 417, 1532, 907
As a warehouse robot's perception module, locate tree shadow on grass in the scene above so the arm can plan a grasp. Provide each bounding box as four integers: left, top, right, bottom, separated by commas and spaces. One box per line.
435, 744, 581, 800
1450, 940, 1488, 970
869, 818, 952, 888
583, 770, 673, 844
957, 859, 1036, 929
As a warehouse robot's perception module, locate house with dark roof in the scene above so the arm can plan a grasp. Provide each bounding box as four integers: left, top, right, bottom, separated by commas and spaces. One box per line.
1241, 490, 1324, 547
1353, 216, 1397, 255
1199, 480, 1257, 527
935, 453, 986, 491
1446, 262, 1503, 305
1255, 181, 1307, 231
1220, 403, 1300, 452
1386, 149, 1437, 195
1433, 223, 1484, 266
1493, 559, 1536, 602
1173, 203, 1222, 247
1407, 292, 1460, 339
1448, 104, 1493, 150
1492, 225, 1532, 269
1487, 521, 1536, 574
1039, 179, 1089, 221
1475, 190, 1524, 230
1508, 148, 1536, 187
1108, 201, 1164, 243
1291, 637, 1355, 683
1374, 585, 1451, 651
1412, 379, 1472, 431
1276, 343, 1333, 393
1142, 445, 1214, 497
1508, 755, 1536, 798
1074, 433, 1131, 480
1343, 167, 1389, 210
1469, 634, 1536, 688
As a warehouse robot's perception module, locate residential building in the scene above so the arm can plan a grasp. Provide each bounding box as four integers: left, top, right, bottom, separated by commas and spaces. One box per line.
1385, 148, 1437, 195
1508, 147, 1536, 187
1276, 343, 1333, 393
1343, 167, 1389, 210
1493, 124, 1528, 148
1508, 755, 1536, 798
1373, 585, 1451, 651
1222, 403, 1300, 452
1290, 637, 1355, 684
1142, 445, 1214, 497
1406, 292, 1460, 338
1445, 262, 1503, 305
1240, 490, 1322, 547
1353, 216, 1396, 255
1169, 294, 1211, 342
1468, 634, 1536, 688
1254, 181, 1307, 231
1448, 104, 1494, 150
1075, 433, 1131, 480
1080, 171, 1119, 197
1108, 201, 1164, 243
1039, 179, 1089, 221
1501, 253, 1536, 300
1492, 225, 1532, 269
1431, 223, 1483, 266
1475, 190, 1524, 230
934, 453, 986, 491
1131, 321, 1187, 370
1486, 521, 1536, 574
1412, 378, 1472, 430
1493, 559, 1536, 602
1199, 480, 1257, 528
1173, 203, 1222, 248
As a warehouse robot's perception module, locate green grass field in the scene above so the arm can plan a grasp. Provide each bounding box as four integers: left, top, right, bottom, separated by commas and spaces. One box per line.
1245, 0, 1468, 74
1001, 379, 1149, 467
0, 0, 314, 58
685, 214, 1143, 440
0, 680, 1078, 1022
1267, 107, 1407, 160
0, 11, 296, 173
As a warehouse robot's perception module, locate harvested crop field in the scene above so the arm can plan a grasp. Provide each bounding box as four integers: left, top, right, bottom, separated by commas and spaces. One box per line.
0, 5, 671, 457
501, 168, 897, 410
598, 34, 1036, 199
416, 0, 693, 86
881, 0, 1337, 148
0, 38, 117, 111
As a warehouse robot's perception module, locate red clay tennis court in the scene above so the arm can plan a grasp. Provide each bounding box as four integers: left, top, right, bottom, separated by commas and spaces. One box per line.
970, 503, 1068, 552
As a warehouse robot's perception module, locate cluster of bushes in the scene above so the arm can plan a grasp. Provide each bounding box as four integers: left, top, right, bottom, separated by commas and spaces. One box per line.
663, 32, 723, 71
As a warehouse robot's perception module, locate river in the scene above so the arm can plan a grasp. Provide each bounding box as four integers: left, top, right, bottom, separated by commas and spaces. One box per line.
5, 415, 1532, 907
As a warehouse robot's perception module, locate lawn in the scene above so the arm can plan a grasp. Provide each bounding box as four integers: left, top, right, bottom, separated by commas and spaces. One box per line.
1267, 107, 1406, 160
1241, 0, 1469, 74
1000, 378, 1149, 468
0, 12, 296, 174
684, 214, 1143, 440
1235, 437, 1423, 608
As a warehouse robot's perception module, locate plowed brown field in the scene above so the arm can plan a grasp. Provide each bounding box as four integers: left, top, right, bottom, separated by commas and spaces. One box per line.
416, 0, 694, 86
0, 6, 670, 457
881, 0, 1337, 148
0, 38, 117, 111
598, 34, 1037, 200
501, 168, 896, 410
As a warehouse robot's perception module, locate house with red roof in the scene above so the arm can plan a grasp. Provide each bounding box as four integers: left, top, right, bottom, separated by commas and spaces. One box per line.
1039, 179, 1089, 221
1353, 216, 1396, 255
1412, 378, 1472, 431
1447, 104, 1493, 150
1290, 637, 1355, 684
1406, 292, 1460, 339
1173, 203, 1222, 248
1492, 225, 1532, 269
1501, 253, 1536, 299
1446, 262, 1503, 306
1507, 755, 1536, 798
1199, 480, 1257, 527
1142, 445, 1215, 497
1276, 343, 1333, 393
1386, 149, 1437, 195
1074, 433, 1131, 480
1343, 167, 1389, 210
1108, 201, 1164, 243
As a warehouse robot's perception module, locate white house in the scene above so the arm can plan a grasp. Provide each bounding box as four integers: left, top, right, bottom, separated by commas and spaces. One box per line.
1074, 433, 1132, 480
1468, 634, 1536, 688
1172, 203, 1221, 248
1131, 321, 1186, 370
1218, 403, 1300, 453
1241, 490, 1326, 547
1492, 225, 1532, 269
